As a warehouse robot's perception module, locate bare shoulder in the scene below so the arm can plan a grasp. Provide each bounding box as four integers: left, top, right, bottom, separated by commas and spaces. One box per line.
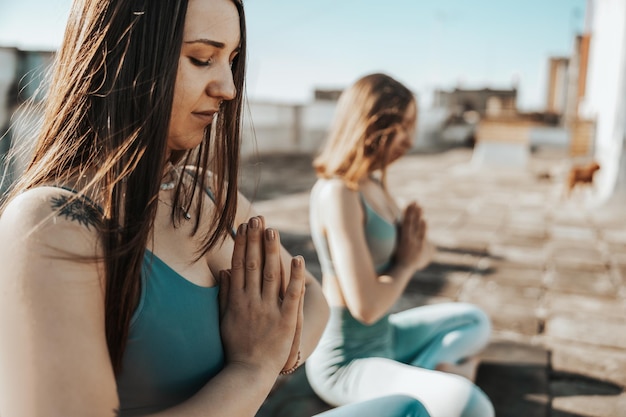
313, 178, 359, 211
0, 187, 103, 260
311, 179, 363, 232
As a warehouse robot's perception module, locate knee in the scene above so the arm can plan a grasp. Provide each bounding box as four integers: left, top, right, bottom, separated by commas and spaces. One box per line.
462, 303, 492, 343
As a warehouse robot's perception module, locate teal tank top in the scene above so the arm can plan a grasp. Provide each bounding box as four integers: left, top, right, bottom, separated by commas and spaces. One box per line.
51, 184, 226, 416
116, 250, 224, 416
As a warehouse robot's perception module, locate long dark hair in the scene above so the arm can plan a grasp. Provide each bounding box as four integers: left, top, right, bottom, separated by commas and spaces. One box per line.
2, 0, 247, 373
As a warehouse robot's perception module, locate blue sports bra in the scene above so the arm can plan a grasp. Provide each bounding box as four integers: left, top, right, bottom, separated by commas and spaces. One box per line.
310, 179, 398, 276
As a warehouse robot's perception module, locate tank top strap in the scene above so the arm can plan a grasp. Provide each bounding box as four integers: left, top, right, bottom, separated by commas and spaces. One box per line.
180, 168, 237, 239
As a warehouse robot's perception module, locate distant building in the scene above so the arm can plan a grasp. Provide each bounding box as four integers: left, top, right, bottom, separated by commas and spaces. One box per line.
314, 88, 343, 101
0, 46, 55, 194
545, 57, 570, 116
433, 87, 518, 119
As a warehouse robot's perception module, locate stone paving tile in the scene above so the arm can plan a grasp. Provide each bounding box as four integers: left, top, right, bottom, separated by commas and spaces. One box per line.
546, 267, 617, 297
549, 225, 597, 242
548, 244, 608, 271
548, 342, 626, 387
489, 241, 549, 266
589, 206, 626, 228
252, 193, 312, 234
542, 291, 626, 320
508, 209, 548, 226
600, 228, 626, 245
503, 223, 549, 240
609, 252, 626, 267
479, 260, 545, 287
549, 209, 593, 227
427, 247, 486, 273
459, 278, 543, 335
545, 313, 626, 350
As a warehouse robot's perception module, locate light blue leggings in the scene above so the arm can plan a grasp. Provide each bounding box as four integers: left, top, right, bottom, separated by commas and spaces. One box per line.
305, 303, 494, 417
315, 395, 430, 417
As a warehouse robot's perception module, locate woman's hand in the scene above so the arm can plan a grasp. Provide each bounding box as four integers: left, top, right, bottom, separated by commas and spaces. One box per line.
395, 202, 430, 271
218, 216, 305, 377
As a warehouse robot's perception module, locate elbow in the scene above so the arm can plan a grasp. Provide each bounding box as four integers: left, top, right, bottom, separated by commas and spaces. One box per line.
349, 304, 386, 325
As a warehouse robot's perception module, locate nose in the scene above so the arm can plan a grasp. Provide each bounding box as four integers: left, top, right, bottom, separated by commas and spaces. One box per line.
206, 63, 237, 101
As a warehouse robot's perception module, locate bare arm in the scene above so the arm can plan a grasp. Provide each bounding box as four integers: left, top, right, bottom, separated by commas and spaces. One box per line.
319, 181, 429, 324
0, 189, 118, 417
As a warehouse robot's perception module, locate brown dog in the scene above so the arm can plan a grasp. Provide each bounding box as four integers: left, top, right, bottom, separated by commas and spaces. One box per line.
566, 161, 601, 197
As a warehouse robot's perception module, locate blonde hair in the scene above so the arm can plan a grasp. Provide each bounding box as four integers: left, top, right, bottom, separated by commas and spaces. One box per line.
313, 73, 416, 189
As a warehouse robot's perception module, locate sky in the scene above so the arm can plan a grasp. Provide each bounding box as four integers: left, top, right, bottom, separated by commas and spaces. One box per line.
0, 0, 587, 110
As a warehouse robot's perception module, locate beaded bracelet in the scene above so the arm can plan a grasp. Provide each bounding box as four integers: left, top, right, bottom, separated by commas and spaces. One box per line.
279, 351, 301, 375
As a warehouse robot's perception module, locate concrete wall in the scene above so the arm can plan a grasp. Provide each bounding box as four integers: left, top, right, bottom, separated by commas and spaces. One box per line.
0, 48, 18, 133
579, 0, 626, 203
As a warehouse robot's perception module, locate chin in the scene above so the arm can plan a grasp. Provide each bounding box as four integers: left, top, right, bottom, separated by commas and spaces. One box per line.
167, 129, 208, 151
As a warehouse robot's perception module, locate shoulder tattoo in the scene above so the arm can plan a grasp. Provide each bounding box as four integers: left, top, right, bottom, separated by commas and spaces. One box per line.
50, 195, 102, 230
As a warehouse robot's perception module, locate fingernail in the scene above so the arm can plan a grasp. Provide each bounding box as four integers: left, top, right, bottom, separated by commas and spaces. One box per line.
292, 256, 303, 268
250, 217, 259, 229
238, 223, 247, 236
265, 228, 275, 241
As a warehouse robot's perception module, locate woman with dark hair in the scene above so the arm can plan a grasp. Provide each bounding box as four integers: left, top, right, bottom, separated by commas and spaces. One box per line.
0, 1, 432, 416
305, 73, 495, 417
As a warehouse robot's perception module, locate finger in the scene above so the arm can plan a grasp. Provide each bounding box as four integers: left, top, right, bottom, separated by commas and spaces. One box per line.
230, 222, 248, 290
280, 255, 287, 297
280, 257, 305, 371
281, 256, 305, 317
218, 270, 230, 319
418, 219, 427, 237
244, 216, 263, 294
261, 228, 282, 301
258, 215, 267, 260
283, 282, 305, 371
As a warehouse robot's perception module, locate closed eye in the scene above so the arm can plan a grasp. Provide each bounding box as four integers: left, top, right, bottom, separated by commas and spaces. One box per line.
189, 57, 212, 67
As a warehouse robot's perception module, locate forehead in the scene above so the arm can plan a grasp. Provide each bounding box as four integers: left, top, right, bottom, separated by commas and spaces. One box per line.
184, 0, 240, 46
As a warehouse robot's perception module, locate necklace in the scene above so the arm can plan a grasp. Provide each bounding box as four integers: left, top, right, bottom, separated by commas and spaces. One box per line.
159, 163, 191, 220
160, 162, 179, 191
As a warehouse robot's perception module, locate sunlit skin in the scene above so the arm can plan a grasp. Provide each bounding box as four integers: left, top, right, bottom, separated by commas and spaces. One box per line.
168, 0, 240, 151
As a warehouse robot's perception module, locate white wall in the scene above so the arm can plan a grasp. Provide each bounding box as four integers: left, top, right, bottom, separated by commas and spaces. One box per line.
579, 0, 626, 202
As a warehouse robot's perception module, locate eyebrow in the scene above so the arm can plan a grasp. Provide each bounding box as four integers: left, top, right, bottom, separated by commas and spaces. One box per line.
184, 38, 241, 52
184, 39, 226, 48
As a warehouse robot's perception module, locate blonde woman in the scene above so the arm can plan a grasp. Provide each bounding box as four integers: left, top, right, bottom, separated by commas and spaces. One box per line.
305, 73, 495, 417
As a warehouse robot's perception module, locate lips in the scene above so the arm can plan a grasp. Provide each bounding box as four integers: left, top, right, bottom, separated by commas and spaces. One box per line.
192, 110, 217, 124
